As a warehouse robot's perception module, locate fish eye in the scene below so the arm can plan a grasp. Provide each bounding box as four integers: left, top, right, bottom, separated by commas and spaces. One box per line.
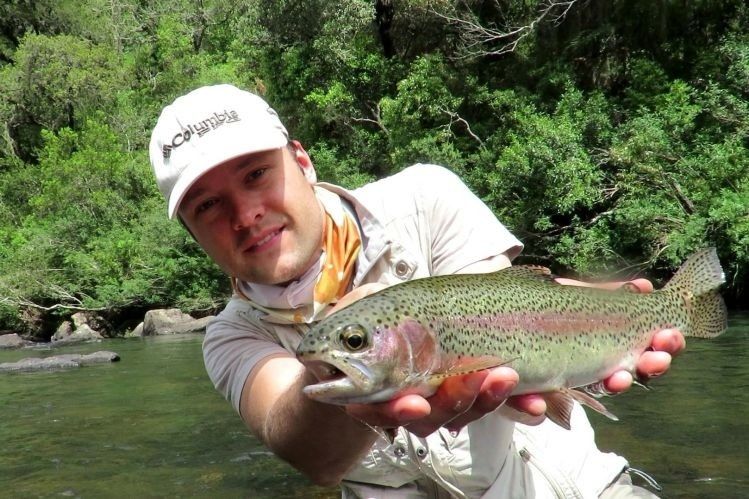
340, 325, 368, 352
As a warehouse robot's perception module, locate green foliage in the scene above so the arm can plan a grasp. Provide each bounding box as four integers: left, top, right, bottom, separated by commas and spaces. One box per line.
2, 33, 128, 153
0, 118, 224, 334
0, 0, 748, 335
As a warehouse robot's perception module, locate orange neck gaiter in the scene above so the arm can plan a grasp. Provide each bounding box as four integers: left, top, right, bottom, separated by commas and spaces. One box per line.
232, 193, 361, 324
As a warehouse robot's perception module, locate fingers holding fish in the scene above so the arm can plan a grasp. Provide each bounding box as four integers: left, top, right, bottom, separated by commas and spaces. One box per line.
499, 395, 547, 426
345, 394, 431, 429
601, 371, 635, 394
347, 367, 526, 437
635, 350, 673, 379
558, 278, 682, 394
403, 371, 487, 437
619, 280, 683, 388
443, 366, 519, 432
626, 278, 654, 293
601, 328, 683, 392
649, 328, 686, 356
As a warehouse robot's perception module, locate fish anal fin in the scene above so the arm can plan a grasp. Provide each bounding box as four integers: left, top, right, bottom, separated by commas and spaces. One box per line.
565, 388, 619, 422
544, 388, 619, 430
543, 391, 574, 430
426, 357, 506, 387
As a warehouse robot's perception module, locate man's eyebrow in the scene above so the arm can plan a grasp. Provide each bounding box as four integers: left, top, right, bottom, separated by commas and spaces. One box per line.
234, 152, 273, 171
182, 186, 207, 207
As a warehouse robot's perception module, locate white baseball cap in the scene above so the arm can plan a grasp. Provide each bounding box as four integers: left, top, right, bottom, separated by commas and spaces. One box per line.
149, 84, 289, 218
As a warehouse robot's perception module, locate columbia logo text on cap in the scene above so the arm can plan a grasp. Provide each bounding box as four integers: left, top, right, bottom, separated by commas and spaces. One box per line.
162, 109, 242, 159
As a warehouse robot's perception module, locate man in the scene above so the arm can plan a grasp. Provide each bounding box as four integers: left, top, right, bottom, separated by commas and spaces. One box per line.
149, 84, 683, 498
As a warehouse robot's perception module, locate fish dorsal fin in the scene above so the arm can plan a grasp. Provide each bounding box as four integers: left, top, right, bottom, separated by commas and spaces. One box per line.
500, 265, 556, 281
425, 357, 506, 387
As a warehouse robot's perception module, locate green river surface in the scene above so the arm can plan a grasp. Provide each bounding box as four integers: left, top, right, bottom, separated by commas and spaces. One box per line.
1, 312, 747, 498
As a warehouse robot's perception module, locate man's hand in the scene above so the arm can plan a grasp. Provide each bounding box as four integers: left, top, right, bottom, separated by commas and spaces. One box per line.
345, 366, 519, 437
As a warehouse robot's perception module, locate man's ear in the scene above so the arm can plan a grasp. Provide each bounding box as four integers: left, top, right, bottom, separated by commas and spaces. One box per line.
290, 139, 317, 184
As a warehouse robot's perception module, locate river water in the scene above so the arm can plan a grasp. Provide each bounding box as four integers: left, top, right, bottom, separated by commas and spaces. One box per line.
1, 313, 747, 498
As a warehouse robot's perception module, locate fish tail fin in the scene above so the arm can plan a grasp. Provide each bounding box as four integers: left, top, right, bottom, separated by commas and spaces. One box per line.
689, 289, 728, 338
663, 247, 727, 338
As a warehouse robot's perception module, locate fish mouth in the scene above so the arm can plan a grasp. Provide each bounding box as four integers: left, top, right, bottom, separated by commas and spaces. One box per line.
300, 358, 380, 405
304, 361, 349, 384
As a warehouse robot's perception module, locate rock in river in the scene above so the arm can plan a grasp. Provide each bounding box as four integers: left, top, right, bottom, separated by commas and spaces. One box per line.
0, 333, 33, 349
0, 351, 120, 373
141, 308, 213, 335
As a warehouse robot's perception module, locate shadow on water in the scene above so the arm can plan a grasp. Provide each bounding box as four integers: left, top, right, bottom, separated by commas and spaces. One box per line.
1, 314, 747, 498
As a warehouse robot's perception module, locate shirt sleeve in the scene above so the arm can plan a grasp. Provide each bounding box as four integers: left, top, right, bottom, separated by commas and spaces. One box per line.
411, 164, 523, 275
202, 297, 290, 414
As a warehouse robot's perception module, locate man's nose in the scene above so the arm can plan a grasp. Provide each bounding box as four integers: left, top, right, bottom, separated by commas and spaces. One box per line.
230, 196, 264, 231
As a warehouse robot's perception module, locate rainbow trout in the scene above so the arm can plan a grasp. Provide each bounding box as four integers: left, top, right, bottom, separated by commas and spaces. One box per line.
296, 248, 727, 429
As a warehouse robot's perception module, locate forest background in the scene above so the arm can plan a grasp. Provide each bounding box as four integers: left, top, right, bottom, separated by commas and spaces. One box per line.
0, 0, 747, 339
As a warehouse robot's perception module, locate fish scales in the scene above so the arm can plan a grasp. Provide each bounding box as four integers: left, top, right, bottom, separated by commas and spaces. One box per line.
320, 274, 670, 391
297, 248, 727, 428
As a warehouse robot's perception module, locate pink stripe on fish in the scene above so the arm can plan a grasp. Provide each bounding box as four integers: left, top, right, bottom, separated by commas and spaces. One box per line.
441, 312, 632, 335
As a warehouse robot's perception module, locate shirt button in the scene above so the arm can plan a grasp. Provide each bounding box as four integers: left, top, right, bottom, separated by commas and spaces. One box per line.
394, 261, 410, 277
416, 447, 427, 458
394, 446, 407, 458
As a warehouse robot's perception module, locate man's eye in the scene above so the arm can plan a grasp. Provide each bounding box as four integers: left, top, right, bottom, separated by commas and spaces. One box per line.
247, 168, 267, 182
195, 198, 218, 214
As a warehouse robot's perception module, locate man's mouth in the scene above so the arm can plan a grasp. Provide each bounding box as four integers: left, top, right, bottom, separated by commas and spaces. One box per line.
246, 227, 283, 252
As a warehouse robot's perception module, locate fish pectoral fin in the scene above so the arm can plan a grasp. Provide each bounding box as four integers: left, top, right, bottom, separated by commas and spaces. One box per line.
544, 388, 619, 430
566, 387, 619, 422
425, 357, 506, 386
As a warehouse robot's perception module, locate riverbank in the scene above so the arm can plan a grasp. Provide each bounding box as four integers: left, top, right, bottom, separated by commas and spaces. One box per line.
0, 308, 213, 348
0, 308, 212, 372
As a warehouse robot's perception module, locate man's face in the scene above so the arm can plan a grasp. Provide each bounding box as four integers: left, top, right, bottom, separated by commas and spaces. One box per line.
178, 145, 324, 285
